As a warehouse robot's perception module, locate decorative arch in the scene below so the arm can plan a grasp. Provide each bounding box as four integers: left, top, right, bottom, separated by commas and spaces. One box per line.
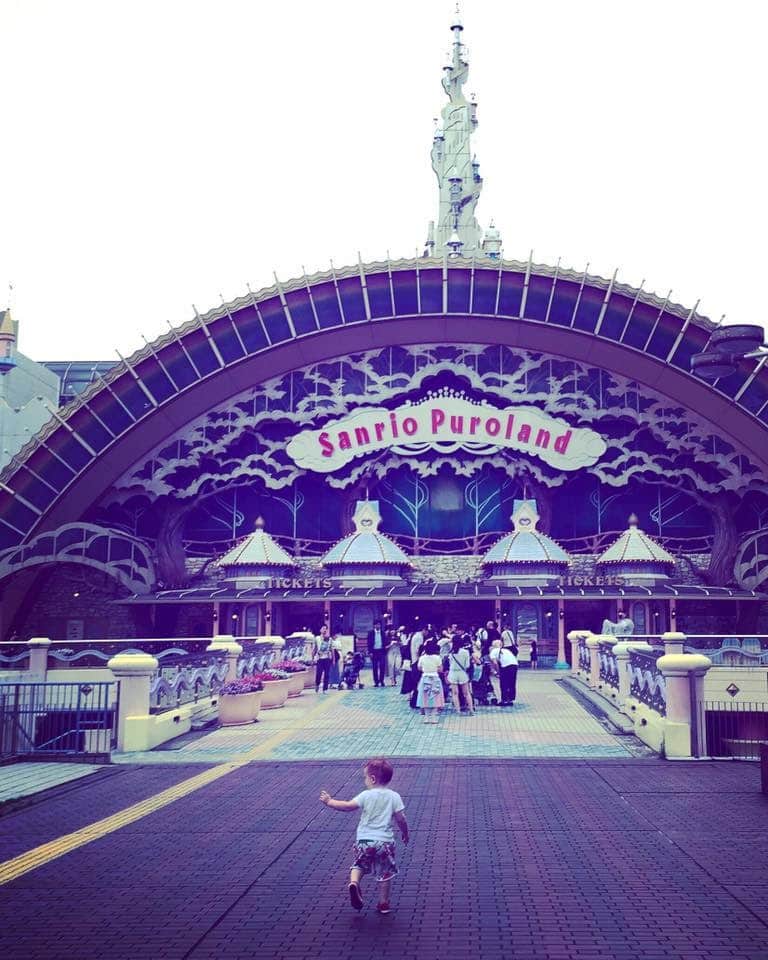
0, 522, 155, 594
1, 258, 767, 553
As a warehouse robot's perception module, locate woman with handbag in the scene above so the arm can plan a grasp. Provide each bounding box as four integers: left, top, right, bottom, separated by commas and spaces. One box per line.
416, 638, 445, 724
447, 634, 475, 714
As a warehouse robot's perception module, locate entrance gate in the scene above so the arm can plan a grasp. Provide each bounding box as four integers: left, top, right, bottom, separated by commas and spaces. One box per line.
0, 682, 116, 760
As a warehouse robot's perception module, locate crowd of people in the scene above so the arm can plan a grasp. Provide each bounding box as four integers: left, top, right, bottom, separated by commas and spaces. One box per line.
311, 619, 537, 725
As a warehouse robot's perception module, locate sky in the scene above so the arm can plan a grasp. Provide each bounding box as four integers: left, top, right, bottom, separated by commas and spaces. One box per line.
1, 0, 766, 361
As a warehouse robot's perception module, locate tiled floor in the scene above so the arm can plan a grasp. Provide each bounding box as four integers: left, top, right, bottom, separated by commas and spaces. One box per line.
114, 670, 647, 764
0, 762, 102, 802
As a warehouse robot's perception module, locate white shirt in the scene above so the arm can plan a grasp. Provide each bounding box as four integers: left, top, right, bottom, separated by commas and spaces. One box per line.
417, 653, 442, 675
490, 646, 518, 668
351, 787, 404, 842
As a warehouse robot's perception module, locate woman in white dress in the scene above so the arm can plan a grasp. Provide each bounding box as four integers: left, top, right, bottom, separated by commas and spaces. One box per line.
447, 635, 474, 715
416, 638, 445, 724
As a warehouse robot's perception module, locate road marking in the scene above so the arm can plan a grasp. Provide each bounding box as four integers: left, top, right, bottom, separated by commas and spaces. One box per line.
0, 692, 338, 886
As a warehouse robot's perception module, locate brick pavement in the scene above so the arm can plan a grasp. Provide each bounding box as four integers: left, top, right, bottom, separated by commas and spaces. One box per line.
0, 758, 766, 960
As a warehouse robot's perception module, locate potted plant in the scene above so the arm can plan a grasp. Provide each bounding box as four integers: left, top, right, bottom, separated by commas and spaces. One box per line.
217, 676, 264, 726
253, 669, 292, 709
273, 659, 310, 697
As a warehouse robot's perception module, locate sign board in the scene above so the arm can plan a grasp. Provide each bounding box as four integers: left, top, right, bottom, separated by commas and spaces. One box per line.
286, 396, 606, 474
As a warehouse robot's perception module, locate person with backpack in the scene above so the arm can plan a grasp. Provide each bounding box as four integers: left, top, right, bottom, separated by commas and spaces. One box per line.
447, 634, 475, 714
313, 625, 333, 693
491, 627, 519, 706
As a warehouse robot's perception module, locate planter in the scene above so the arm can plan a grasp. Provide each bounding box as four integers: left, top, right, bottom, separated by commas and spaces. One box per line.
260, 677, 291, 709
304, 668, 315, 689
219, 691, 262, 726
287, 670, 308, 698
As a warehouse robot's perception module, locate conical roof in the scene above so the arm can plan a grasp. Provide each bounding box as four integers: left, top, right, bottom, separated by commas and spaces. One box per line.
483, 500, 569, 566
597, 514, 675, 566
218, 518, 294, 568
322, 500, 409, 567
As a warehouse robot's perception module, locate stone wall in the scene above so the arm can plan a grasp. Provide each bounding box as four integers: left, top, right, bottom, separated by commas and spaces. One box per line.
13, 566, 142, 641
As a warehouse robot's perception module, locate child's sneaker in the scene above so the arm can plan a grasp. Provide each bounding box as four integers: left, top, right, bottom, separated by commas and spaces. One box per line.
348, 882, 364, 911
377, 902, 391, 915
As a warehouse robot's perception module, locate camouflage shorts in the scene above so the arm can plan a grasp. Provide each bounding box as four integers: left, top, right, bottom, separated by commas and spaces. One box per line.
351, 840, 398, 881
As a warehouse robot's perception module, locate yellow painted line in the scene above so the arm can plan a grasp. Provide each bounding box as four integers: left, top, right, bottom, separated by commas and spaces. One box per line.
0, 691, 339, 887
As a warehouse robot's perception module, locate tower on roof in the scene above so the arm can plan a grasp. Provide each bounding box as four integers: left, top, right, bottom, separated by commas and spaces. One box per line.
425, 5, 502, 259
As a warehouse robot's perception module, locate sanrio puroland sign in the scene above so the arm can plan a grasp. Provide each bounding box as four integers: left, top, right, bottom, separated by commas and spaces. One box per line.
286, 396, 606, 473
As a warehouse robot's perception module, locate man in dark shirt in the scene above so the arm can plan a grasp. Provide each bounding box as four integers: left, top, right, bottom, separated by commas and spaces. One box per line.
367, 620, 387, 687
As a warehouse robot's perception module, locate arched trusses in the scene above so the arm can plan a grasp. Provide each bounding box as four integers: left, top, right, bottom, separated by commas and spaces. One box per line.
0, 522, 155, 594
1, 257, 767, 550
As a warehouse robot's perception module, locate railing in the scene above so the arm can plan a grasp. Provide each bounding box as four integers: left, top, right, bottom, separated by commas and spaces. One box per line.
697, 700, 768, 759
578, 638, 591, 673
0, 681, 116, 759
684, 636, 768, 666
598, 642, 619, 690
149, 652, 230, 714
629, 649, 666, 717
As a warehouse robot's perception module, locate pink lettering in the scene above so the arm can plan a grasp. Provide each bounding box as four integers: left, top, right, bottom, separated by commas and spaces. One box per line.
319, 432, 334, 458
389, 411, 399, 439
485, 417, 500, 437
338, 430, 351, 450
535, 428, 550, 448
469, 416, 481, 435
431, 408, 445, 434
354, 426, 370, 445
554, 429, 572, 454
403, 417, 418, 436
505, 414, 515, 439
517, 424, 531, 442
450, 415, 464, 434
374, 421, 386, 441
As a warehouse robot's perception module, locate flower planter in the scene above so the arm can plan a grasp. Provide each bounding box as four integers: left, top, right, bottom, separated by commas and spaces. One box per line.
260, 677, 291, 709
218, 691, 262, 726
303, 669, 315, 689
287, 670, 308, 698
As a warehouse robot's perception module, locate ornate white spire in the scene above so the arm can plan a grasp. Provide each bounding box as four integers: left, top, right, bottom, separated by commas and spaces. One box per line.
426, 7, 502, 259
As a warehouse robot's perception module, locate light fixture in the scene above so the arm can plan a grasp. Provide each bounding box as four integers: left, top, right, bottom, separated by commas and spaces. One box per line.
691, 324, 766, 382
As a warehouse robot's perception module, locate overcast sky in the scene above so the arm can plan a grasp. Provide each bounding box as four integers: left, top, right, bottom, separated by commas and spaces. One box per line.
1, 0, 766, 361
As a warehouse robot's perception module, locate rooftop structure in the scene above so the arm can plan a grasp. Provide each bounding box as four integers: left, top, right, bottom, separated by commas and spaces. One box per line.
322, 501, 410, 585
483, 500, 570, 585
596, 514, 676, 584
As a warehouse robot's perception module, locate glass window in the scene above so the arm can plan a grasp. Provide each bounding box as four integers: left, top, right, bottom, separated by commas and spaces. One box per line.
337, 277, 367, 323
366, 273, 393, 319
418, 269, 442, 313
497, 272, 524, 316
229, 305, 269, 351
285, 288, 319, 336
471, 268, 499, 314
523, 275, 553, 320
206, 316, 246, 364
572, 285, 603, 333
310, 281, 343, 328
547, 279, 579, 326
257, 296, 292, 343
391, 270, 418, 315
646, 311, 684, 360
447, 270, 471, 313
670, 324, 710, 371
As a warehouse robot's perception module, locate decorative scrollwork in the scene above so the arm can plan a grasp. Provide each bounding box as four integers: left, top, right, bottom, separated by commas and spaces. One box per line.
629, 650, 666, 716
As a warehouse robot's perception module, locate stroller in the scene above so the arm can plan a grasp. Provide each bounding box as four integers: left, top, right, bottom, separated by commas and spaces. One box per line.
471, 658, 495, 706
341, 651, 365, 690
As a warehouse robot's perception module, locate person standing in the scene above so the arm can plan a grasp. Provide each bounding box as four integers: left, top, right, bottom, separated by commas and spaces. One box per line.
447, 635, 474, 714
314, 625, 333, 693
529, 639, 538, 670
328, 632, 343, 689
492, 630, 519, 706
367, 619, 387, 687
416, 639, 445, 724
386, 627, 402, 686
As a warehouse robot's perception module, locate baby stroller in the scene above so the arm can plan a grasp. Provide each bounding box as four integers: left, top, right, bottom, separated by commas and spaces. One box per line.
341, 651, 365, 690
471, 659, 494, 706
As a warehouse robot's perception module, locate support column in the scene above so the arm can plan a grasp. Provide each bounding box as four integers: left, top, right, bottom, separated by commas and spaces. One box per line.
612, 642, 633, 711
108, 653, 159, 753
585, 634, 602, 688
212, 601, 221, 637
265, 600, 273, 637
668, 601, 677, 633
657, 653, 712, 758
568, 630, 590, 678
207, 637, 242, 682
662, 631, 686, 656
554, 599, 568, 669
27, 637, 51, 680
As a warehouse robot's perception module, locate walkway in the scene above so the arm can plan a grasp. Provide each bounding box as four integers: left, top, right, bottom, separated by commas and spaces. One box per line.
0, 758, 766, 959
115, 670, 648, 764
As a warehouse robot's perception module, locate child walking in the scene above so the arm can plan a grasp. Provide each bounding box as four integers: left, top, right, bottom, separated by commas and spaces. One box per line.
319, 757, 409, 915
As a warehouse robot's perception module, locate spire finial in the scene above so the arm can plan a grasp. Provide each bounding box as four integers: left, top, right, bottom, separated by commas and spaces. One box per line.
254, 516, 266, 530
427, 8, 495, 258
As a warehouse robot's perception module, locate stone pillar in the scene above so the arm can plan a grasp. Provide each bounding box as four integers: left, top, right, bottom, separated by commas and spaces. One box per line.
585, 634, 602, 688
265, 600, 273, 637
612, 642, 634, 710
568, 630, 589, 677
108, 653, 159, 752
657, 653, 712, 759
206, 637, 242, 682
662, 632, 686, 656
27, 637, 51, 679
668, 601, 677, 633
554, 600, 568, 669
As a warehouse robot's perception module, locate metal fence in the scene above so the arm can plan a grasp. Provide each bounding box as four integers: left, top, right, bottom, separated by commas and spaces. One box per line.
0, 682, 116, 760
695, 699, 768, 760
